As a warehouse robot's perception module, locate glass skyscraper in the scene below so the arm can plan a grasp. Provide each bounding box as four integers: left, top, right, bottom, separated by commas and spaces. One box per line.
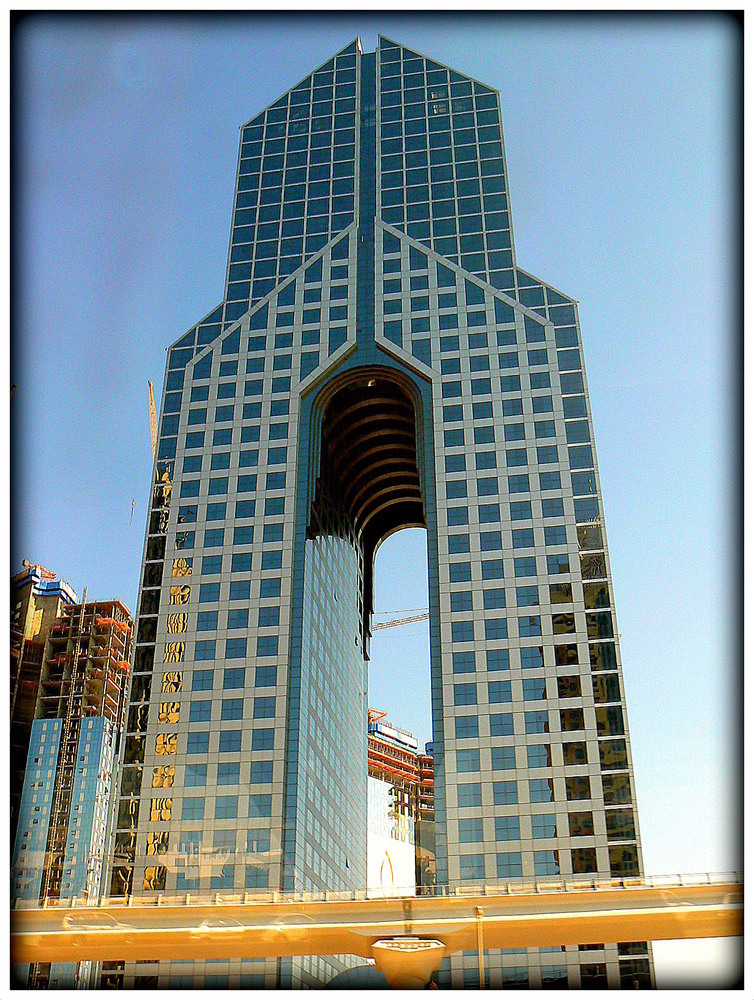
110, 36, 653, 989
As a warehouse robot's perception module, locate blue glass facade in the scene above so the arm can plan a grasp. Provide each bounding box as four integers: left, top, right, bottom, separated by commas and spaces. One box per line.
115, 36, 652, 989
13, 716, 119, 988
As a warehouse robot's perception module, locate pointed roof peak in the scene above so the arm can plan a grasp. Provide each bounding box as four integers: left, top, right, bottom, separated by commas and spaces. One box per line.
376, 34, 498, 96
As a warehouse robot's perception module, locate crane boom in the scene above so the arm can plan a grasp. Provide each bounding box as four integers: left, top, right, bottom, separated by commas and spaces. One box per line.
148, 381, 158, 459
373, 612, 429, 631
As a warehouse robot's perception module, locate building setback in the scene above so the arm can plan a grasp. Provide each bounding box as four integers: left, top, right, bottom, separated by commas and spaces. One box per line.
110, 36, 653, 988
12, 598, 133, 989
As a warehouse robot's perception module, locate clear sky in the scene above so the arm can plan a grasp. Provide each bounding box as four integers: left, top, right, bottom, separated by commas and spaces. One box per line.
10, 12, 742, 987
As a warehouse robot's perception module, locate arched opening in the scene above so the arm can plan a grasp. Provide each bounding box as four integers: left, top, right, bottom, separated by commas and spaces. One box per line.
308, 367, 427, 651
303, 366, 435, 896
369, 528, 431, 748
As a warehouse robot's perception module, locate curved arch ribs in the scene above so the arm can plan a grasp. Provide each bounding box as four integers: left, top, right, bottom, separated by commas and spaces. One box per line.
308, 370, 426, 649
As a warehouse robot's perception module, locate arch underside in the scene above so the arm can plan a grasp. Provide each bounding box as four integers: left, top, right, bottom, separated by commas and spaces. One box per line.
308, 369, 425, 648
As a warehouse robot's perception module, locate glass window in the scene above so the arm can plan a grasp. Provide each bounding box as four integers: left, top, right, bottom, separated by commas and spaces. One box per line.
454, 683, 477, 706
451, 621, 475, 643
531, 814, 557, 839
448, 532, 469, 555
182, 797, 205, 820
215, 796, 238, 820
529, 778, 555, 803
187, 733, 209, 755
250, 760, 274, 784
455, 715, 479, 740
492, 781, 517, 806
460, 854, 486, 881
225, 637, 247, 659
572, 846, 598, 873
494, 815, 520, 841
452, 650, 476, 674
459, 817, 485, 843
457, 748, 480, 772
217, 762, 240, 785
185, 764, 207, 787
481, 558, 504, 580
550, 582, 573, 604
189, 701, 211, 723
202, 555, 222, 575
527, 745, 551, 769
249, 794, 272, 818
257, 635, 279, 657
196, 610, 218, 632
516, 585, 538, 607
447, 507, 469, 526
486, 648, 509, 671
219, 731, 242, 753
449, 562, 472, 583
221, 698, 243, 722
488, 680, 512, 704
480, 530, 501, 551
523, 677, 547, 701
255, 666, 277, 688
253, 696, 276, 719
496, 852, 522, 878
510, 500, 532, 521
192, 669, 213, 691
514, 557, 536, 578
194, 640, 215, 661
223, 667, 245, 690
520, 646, 545, 671
479, 503, 500, 523
547, 553, 569, 576
260, 578, 281, 598
490, 712, 514, 736
252, 728, 275, 751
566, 776, 591, 801
525, 710, 549, 734
457, 782, 482, 808
534, 851, 560, 877
482, 590, 506, 612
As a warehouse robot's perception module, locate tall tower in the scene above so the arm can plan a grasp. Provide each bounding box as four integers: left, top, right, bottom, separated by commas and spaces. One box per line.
112, 37, 652, 989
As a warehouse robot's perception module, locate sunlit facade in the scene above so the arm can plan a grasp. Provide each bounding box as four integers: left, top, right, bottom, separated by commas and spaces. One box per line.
110, 36, 652, 988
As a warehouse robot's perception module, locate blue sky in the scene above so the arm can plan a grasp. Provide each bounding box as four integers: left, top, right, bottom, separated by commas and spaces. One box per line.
10, 13, 741, 986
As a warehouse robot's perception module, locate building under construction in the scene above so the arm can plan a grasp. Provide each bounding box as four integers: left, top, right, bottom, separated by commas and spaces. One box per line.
10, 563, 79, 848
367, 710, 435, 889
11, 597, 134, 989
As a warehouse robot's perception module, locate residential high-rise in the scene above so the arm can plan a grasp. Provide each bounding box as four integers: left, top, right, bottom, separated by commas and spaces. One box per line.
367, 710, 435, 894
367, 708, 435, 891
12, 598, 133, 989
10, 562, 79, 846
112, 36, 652, 988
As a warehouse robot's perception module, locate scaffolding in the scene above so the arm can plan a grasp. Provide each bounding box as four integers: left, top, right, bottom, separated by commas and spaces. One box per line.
27, 596, 133, 989
367, 713, 436, 890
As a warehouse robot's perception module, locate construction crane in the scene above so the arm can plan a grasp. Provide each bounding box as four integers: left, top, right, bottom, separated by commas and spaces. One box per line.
372, 611, 429, 631
148, 381, 158, 459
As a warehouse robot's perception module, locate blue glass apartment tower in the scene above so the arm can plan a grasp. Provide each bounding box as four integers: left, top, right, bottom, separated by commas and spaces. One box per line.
111, 37, 653, 989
